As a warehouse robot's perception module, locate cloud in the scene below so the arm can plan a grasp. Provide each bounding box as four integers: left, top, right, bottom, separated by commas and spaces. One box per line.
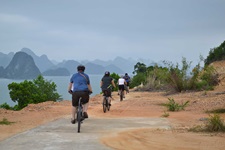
0, 13, 41, 28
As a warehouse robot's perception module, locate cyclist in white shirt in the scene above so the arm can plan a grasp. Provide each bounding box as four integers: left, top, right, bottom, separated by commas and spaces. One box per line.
118, 75, 127, 98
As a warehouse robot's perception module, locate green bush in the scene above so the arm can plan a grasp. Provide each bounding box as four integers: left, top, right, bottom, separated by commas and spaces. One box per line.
164, 58, 192, 92
0, 103, 14, 110
163, 98, 189, 111
189, 114, 225, 132
8, 75, 60, 110
205, 114, 225, 132
130, 72, 146, 88
161, 111, 170, 117
110, 72, 120, 91
0, 118, 15, 125
143, 65, 169, 90
205, 40, 225, 65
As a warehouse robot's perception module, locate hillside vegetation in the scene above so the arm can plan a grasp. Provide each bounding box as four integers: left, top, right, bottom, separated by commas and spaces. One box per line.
130, 40, 225, 93
205, 40, 225, 65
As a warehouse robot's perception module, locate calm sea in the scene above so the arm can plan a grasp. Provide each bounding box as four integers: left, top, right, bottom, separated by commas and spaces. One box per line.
0, 75, 103, 106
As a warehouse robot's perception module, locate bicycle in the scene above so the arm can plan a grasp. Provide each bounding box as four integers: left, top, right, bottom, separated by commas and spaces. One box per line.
102, 85, 112, 113
76, 91, 92, 133
77, 97, 83, 133
103, 90, 111, 113
119, 88, 124, 101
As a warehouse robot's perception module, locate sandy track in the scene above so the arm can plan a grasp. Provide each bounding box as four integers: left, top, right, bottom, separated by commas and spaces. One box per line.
1, 90, 225, 149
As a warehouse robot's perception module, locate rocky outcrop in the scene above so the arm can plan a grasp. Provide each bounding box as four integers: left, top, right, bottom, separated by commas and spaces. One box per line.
3, 52, 41, 79
21, 48, 55, 72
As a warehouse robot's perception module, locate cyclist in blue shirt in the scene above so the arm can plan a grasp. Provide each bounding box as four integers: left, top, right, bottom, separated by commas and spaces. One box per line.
123, 73, 131, 93
68, 65, 92, 124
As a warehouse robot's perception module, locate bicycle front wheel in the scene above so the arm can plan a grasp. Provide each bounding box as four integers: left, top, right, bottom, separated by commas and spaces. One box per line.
77, 106, 82, 133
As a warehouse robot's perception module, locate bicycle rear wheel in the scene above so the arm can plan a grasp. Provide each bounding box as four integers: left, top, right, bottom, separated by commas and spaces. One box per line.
106, 97, 110, 111
120, 90, 123, 101
103, 97, 107, 113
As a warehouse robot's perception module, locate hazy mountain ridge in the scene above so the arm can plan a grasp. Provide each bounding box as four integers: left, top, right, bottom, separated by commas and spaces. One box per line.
2, 52, 41, 79
0, 52, 14, 68
21, 48, 55, 72
0, 48, 138, 76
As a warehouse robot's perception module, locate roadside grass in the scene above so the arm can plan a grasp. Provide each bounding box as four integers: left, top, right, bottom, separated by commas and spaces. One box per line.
161, 111, 170, 117
206, 108, 225, 114
160, 98, 189, 111
0, 118, 15, 125
189, 114, 225, 132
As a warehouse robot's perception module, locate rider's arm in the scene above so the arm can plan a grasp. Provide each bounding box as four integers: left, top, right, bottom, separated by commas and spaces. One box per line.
68, 82, 72, 91
68, 82, 73, 93
88, 83, 92, 93
111, 79, 116, 88
100, 81, 103, 88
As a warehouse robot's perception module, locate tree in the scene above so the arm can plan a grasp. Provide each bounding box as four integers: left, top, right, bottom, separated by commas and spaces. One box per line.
8, 80, 35, 109
8, 75, 61, 110
133, 62, 147, 74
110, 72, 120, 91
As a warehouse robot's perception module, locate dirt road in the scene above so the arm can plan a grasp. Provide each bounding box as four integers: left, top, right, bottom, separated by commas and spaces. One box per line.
1, 90, 225, 149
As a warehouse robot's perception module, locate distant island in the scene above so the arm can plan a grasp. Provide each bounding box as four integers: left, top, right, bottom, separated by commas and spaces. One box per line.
0, 48, 140, 79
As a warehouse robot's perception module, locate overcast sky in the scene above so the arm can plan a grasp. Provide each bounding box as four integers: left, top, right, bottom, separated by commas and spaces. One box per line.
0, 0, 225, 65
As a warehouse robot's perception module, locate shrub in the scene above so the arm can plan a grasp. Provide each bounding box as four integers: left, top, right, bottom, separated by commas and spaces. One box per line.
0, 118, 15, 125
189, 114, 225, 132
161, 111, 170, 117
131, 56, 219, 92
8, 75, 60, 110
163, 98, 189, 111
205, 114, 225, 132
143, 65, 169, 90
130, 72, 146, 88
110, 72, 120, 91
0, 103, 14, 110
162, 58, 192, 92
204, 40, 225, 65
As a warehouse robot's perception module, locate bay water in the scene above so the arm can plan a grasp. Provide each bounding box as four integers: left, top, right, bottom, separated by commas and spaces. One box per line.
0, 75, 103, 106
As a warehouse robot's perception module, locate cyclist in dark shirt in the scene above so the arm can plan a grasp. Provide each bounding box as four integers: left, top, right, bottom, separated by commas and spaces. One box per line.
100, 71, 116, 106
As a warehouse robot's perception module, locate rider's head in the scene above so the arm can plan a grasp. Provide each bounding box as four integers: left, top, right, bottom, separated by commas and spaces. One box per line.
125, 73, 128, 76
105, 71, 110, 76
77, 65, 85, 72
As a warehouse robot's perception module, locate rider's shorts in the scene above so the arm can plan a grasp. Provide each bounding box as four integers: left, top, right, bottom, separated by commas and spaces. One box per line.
72, 91, 89, 107
118, 85, 125, 91
102, 89, 112, 97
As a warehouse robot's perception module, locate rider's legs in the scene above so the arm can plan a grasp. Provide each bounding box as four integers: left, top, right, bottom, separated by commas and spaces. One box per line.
126, 82, 130, 93
119, 85, 125, 98
72, 91, 89, 120
81, 92, 90, 118
71, 92, 79, 123
82, 102, 89, 113
71, 106, 77, 121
